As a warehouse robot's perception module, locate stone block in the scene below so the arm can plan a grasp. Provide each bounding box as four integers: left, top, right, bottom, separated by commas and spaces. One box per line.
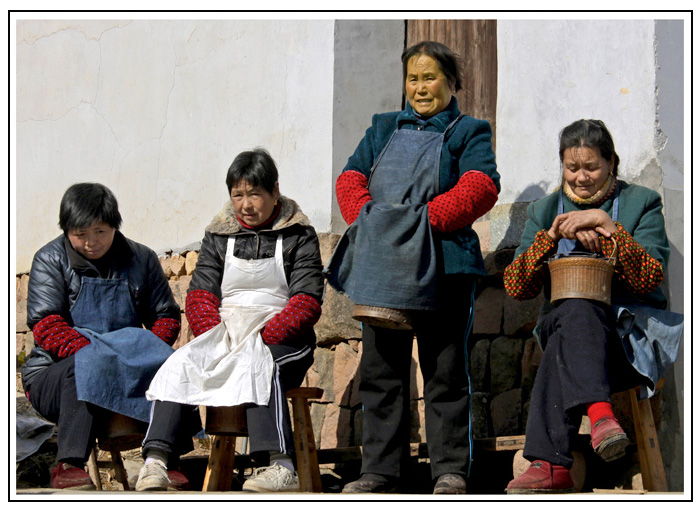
490, 336, 523, 395
185, 251, 198, 275
320, 403, 352, 450
483, 248, 516, 278
178, 275, 192, 308
168, 254, 187, 277
472, 218, 490, 253
503, 292, 544, 336
17, 274, 30, 301
473, 287, 504, 335
16, 298, 28, 333
160, 256, 173, 278
310, 402, 326, 449
172, 313, 193, 350
410, 398, 426, 443
410, 337, 423, 400
471, 391, 491, 439
314, 283, 361, 345
333, 341, 361, 407
491, 388, 521, 436
308, 347, 335, 404
168, 280, 183, 311
317, 232, 341, 265
489, 202, 531, 251
469, 338, 490, 393
520, 336, 542, 392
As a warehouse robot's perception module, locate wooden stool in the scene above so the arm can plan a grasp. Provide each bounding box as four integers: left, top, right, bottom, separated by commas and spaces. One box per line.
202, 387, 323, 492
613, 380, 667, 492
87, 413, 146, 490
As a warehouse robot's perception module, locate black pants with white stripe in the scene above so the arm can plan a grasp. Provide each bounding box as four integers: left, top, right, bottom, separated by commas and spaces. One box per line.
143, 343, 314, 465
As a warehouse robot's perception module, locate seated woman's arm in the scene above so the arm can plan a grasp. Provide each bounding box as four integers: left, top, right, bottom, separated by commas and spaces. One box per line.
186, 232, 224, 337
140, 248, 181, 345
504, 229, 557, 301
27, 247, 90, 358
261, 226, 324, 346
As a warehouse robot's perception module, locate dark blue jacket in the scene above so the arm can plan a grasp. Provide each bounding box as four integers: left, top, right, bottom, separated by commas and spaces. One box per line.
343, 97, 500, 276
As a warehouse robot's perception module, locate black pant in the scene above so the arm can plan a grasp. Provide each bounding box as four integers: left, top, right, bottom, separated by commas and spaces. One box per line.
359, 277, 474, 480
26, 355, 133, 464
523, 299, 641, 468
143, 343, 314, 463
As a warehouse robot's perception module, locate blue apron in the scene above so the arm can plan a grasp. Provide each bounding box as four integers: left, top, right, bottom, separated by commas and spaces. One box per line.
73, 277, 174, 422
325, 116, 463, 310
555, 186, 682, 398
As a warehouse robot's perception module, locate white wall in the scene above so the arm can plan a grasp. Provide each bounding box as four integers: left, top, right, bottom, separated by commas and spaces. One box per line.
15, 19, 336, 272
496, 20, 658, 204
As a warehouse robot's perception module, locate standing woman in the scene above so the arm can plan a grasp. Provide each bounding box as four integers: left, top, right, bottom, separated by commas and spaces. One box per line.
21, 183, 181, 490
503, 119, 683, 493
139, 148, 324, 492
326, 41, 500, 494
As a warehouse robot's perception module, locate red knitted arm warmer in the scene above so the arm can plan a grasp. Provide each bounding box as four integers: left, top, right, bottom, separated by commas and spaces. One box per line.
503, 230, 557, 301
600, 223, 665, 295
32, 314, 90, 358
336, 170, 372, 225
149, 317, 181, 345
427, 170, 499, 232
185, 289, 222, 338
260, 293, 322, 346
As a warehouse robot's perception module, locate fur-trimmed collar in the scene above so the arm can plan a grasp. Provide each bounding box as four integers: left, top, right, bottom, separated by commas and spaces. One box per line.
205, 195, 310, 235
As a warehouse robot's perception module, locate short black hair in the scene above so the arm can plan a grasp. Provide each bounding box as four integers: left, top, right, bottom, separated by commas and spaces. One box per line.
226, 148, 279, 194
559, 119, 620, 176
401, 40, 463, 93
59, 182, 122, 233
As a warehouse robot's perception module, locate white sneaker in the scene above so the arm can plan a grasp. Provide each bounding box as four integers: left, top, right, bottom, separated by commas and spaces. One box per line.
135, 460, 170, 491
242, 463, 299, 492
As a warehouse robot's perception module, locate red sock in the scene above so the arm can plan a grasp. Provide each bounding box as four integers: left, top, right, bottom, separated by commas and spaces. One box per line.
587, 401, 615, 425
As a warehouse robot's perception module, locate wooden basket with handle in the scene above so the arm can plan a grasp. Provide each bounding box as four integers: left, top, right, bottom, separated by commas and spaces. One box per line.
548, 237, 618, 306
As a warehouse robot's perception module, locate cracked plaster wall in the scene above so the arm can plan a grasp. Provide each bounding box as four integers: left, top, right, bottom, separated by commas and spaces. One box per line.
15, 19, 336, 272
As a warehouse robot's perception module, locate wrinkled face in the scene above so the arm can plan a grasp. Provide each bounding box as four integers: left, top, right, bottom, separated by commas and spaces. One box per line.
68, 221, 116, 260
405, 54, 454, 118
562, 146, 614, 200
230, 179, 280, 227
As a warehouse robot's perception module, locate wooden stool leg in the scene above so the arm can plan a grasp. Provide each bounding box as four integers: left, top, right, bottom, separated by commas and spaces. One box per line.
203, 435, 237, 491
291, 396, 322, 492
110, 449, 131, 491
87, 447, 103, 490
629, 389, 668, 492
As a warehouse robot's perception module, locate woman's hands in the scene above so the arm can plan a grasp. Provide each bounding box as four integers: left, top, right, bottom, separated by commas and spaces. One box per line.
547, 209, 616, 253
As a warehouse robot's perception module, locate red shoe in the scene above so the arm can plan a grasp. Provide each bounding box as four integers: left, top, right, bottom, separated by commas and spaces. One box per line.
167, 470, 190, 491
51, 463, 96, 490
505, 460, 575, 494
591, 415, 629, 462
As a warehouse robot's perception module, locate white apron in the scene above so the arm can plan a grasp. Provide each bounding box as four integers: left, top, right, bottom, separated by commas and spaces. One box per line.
146, 235, 288, 407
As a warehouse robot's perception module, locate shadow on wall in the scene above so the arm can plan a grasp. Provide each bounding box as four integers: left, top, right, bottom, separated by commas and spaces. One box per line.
494, 183, 548, 251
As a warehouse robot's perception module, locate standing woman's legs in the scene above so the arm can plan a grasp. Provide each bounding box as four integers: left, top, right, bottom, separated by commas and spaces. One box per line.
358, 324, 414, 479
413, 276, 474, 480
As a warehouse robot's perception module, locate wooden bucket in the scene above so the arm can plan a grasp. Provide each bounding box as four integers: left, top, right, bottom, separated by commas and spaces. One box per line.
205, 405, 248, 435
548, 238, 617, 306
352, 304, 413, 330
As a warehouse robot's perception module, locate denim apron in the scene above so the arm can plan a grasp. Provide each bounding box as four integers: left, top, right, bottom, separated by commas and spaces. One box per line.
325, 116, 463, 310
73, 277, 175, 422
146, 235, 283, 407
555, 186, 683, 398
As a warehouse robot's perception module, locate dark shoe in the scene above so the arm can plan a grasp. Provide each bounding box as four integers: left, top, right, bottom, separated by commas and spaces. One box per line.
167, 470, 190, 491
51, 463, 96, 490
505, 460, 575, 494
342, 475, 398, 494
433, 473, 466, 494
591, 415, 629, 462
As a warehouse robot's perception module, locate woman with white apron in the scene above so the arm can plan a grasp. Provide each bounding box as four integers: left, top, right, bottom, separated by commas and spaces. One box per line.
327, 42, 500, 495
22, 183, 181, 491
137, 148, 324, 493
